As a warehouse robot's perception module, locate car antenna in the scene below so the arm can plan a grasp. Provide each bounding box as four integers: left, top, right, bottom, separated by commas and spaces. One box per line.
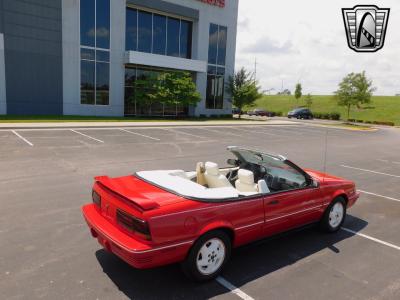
323, 128, 328, 184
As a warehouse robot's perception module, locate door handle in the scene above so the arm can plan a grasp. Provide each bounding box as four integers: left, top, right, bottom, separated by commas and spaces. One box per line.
268, 200, 279, 205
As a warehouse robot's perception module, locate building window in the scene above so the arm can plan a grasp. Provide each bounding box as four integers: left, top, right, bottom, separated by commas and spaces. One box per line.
138, 10, 152, 53
125, 8, 192, 59
80, 0, 110, 105
125, 8, 138, 51
206, 24, 227, 109
153, 14, 167, 55
124, 66, 189, 116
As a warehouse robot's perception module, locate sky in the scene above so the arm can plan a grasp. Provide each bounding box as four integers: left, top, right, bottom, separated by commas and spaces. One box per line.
235, 0, 400, 95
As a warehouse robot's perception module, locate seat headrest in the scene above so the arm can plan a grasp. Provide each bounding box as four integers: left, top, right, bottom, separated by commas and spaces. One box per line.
205, 162, 219, 176
238, 169, 255, 184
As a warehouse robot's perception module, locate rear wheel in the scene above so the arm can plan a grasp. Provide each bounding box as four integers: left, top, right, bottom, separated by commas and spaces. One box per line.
320, 197, 346, 232
181, 230, 231, 281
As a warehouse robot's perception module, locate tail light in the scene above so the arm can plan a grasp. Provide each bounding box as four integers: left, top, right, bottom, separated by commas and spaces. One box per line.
117, 209, 151, 241
92, 190, 101, 208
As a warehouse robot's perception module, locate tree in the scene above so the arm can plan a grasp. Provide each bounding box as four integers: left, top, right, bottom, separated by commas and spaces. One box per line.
226, 68, 262, 117
158, 71, 201, 108
277, 89, 291, 95
294, 83, 302, 104
134, 71, 201, 116
305, 93, 313, 108
135, 72, 160, 115
334, 71, 375, 121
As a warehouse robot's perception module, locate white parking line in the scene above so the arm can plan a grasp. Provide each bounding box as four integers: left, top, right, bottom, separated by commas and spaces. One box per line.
162, 128, 206, 139
342, 228, 400, 251
11, 130, 33, 146
358, 190, 400, 203
340, 165, 400, 178
70, 129, 104, 143
377, 159, 400, 165
216, 276, 255, 300
119, 129, 160, 141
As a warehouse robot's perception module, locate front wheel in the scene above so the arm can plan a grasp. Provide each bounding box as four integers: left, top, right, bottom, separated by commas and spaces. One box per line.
320, 197, 346, 232
181, 230, 231, 281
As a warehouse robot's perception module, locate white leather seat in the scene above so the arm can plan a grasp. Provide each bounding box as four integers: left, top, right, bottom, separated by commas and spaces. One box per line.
235, 169, 258, 193
204, 162, 232, 188
257, 179, 270, 194
196, 162, 207, 186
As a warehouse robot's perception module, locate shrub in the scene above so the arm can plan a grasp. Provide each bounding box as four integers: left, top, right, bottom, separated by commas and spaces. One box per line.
372, 121, 395, 126
365, 121, 372, 124
348, 119, 356, 122
330, 113, 341, 120
356, 120, 364, 123
270, 111, 282, 117
322, 113, 331, 119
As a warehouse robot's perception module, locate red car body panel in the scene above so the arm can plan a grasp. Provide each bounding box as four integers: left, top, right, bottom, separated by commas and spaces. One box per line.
82, 168, 359, 270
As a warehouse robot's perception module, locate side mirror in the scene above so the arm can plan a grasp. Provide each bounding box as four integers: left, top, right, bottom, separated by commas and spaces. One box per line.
227, 158, 238, 166
311, 179, 319, 188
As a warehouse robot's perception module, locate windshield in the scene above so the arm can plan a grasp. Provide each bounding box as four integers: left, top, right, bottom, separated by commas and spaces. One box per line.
229, 147, 309, 191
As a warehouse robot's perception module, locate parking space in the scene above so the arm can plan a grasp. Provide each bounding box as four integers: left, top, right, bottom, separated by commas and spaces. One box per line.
1, 123, 400, 299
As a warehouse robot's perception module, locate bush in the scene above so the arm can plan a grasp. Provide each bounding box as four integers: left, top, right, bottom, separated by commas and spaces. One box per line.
313, 113, 321, 119
330, 113, 341, 120
322, 113, 331, 119
348, 119, 356, 122
372, 121, 395, 126
356, 120, 364, 123
365, 120, 372, 124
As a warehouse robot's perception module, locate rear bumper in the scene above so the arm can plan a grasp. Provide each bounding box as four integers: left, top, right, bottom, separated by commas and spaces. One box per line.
82, 204, 193, 269
348, 191, 360, 208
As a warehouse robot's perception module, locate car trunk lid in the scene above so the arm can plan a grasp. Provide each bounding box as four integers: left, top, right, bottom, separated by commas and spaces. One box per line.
95, 175, 185, 211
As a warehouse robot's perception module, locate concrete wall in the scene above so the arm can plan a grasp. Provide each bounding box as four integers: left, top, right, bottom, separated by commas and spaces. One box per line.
0, 33, 6, 114
62, 0, 125, 116
2, 0, 63, 115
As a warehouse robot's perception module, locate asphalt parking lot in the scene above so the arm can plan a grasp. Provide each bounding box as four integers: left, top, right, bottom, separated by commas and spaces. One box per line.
1, 123, 400, 300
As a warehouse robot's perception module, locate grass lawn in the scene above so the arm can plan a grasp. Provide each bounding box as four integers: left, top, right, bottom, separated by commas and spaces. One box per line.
246, 95, 400, 125
0, 115, 246, 123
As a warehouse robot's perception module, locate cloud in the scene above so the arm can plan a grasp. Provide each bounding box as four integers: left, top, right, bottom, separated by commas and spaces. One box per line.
237, 16, 250, 30
243, 37, 297, 55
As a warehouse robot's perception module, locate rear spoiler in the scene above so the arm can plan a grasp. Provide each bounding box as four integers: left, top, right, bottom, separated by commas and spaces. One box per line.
94, 176, 160, 211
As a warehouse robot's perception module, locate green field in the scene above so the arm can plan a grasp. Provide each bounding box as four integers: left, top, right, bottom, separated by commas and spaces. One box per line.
246, 95, 400, 125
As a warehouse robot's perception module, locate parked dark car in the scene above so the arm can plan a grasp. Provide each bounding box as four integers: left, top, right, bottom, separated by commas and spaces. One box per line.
232, 107, 242, 115
288, 108, 313, 119
247, 108, 274, 117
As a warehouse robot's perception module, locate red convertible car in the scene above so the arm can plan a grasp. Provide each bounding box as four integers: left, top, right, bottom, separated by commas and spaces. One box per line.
82, 146, 359, 281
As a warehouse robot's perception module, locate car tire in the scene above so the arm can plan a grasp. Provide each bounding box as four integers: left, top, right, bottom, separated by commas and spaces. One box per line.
181, 230, 231, 282
320, 197, 347, 233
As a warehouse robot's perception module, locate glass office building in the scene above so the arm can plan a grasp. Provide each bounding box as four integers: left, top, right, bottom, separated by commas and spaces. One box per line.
0, 0, 238, 116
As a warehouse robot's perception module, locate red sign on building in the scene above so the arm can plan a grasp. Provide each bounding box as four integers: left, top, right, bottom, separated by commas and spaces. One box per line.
197, 0, 225, 8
